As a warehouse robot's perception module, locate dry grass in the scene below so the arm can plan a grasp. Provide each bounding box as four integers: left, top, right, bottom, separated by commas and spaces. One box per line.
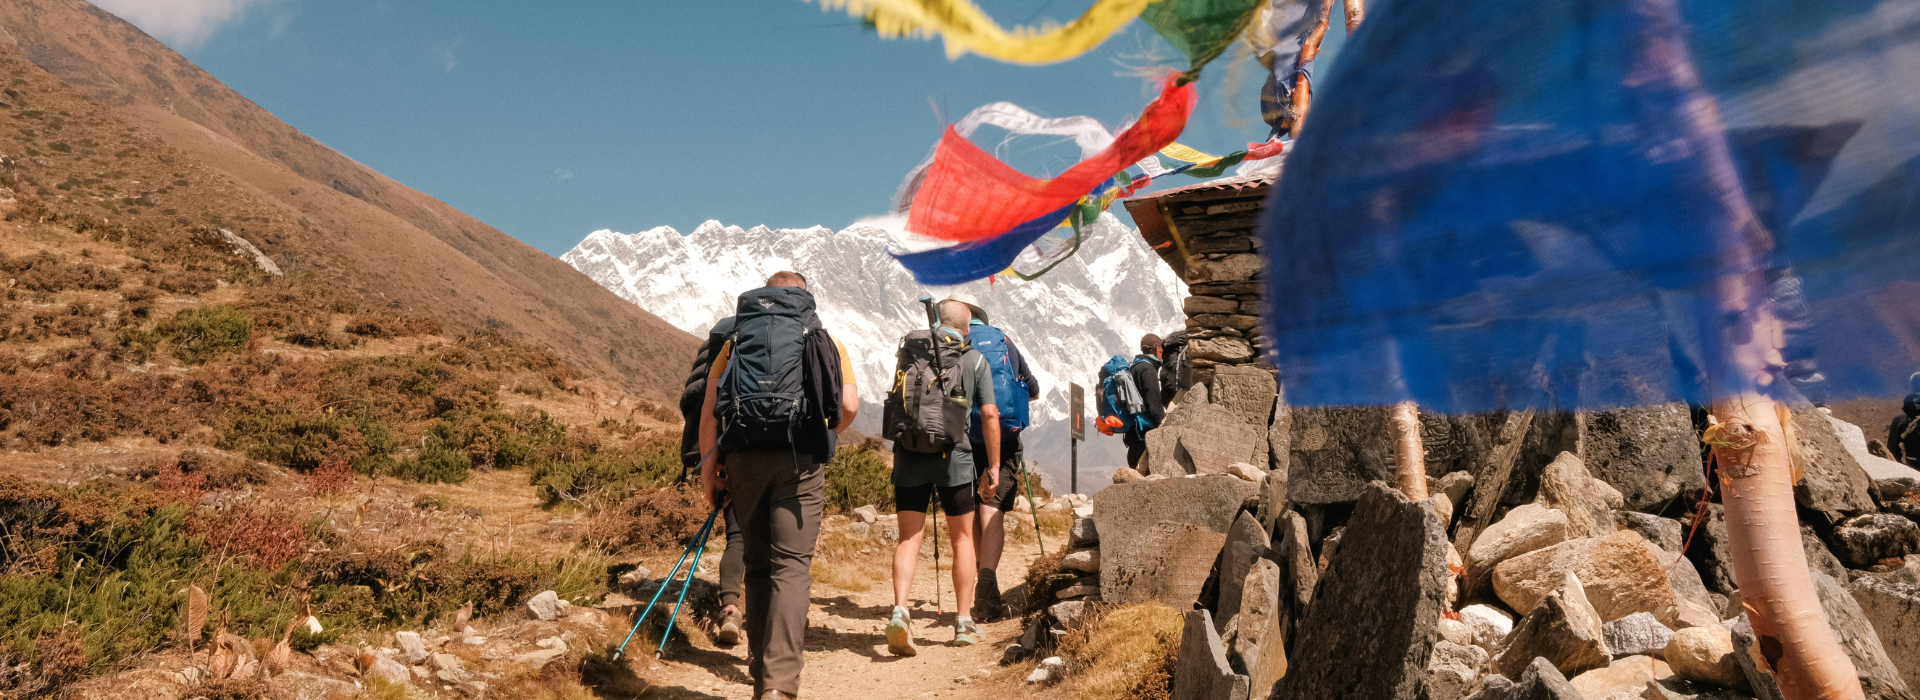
811, 524, 893, 593
1054, 602, 1184, 700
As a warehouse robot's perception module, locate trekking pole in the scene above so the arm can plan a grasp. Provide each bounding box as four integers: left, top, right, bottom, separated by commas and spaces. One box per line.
610, 506, 719, 662
656, 503, 722, 658
932, 498, 943, 616
1021, 458, 1045, 557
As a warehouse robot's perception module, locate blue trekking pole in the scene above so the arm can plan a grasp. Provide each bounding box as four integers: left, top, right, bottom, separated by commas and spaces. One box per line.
655, 504, 721, 658
610, 506, 720, 661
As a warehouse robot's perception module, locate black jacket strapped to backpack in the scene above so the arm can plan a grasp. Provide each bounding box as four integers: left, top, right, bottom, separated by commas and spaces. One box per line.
714, 287, 843, 465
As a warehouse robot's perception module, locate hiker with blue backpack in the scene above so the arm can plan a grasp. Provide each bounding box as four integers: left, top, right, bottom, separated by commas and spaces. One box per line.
697, 271, 858, 700
935, 294, 1041, 623
1098, 334, 1167, 469
882, 297, 1001, 655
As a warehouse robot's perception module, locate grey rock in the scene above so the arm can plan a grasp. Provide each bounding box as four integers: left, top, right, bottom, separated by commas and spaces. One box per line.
1472, 657, 1585, 700
1056, 584, 1101, 599
1026, 656, 1065, 684
1460, 604, 1516, 652
1437, 471, 1477, 508
394, 631, 429, 663
1236, 558, 1285, 700
1849, 576, 1920, 691
1191, 336, 1256, 364
848, 521, 872, 540
1802, 524, 1851, 585
1175, 609, 1251, 700
852, 504, 879, 523
1186, 296, 1241, 315
364, 653, 410, 685
1257, 465, 1288, 537
1728, 614, 1786, 700
1426, 641, 1492, 700
1144, 426, 1189, 477
527, 590, 569, 620
272, 671, 359, 700
1280, 511, 1318, 612
1576, 404, 1708, 512
1216, 511, 1271, 633
1636, 537, 1717, 612
1494, 573, 1612, 679
1112, 466, 1147, 484
1209, 365, 1278, 430
1096, 475, 1260, 605
1619, 512, 1686, 553
1788, 404, 1879, 515
430, 652, 469, 683
1049, 601, 1092, 630
1070, 518, 1100, 548
1881, 477, 1920, 503
1812, 570, 1915, 699
1536, 452, 1623, 539
1272, 482, 1450, 700
1604, 612, 1675, 659
1061, 548, 1101, 573
1684, 504, 1738, 595
1833, 513, 1920, 569
1179, 403, 1269, 475
1268, 393, 1292, 476
1288, 406, 1395, 505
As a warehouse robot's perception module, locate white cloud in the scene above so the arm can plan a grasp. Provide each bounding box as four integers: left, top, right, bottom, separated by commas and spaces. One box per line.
435, 35, 462, 71
93, 0, 278, 50
551, 168, 574, 182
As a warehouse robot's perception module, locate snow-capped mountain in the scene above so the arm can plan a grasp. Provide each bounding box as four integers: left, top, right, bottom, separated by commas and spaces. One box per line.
562, 214, 1187, 493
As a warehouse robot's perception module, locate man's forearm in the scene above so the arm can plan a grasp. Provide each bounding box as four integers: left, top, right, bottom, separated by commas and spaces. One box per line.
838, 383, 857, 433
982, 406, 1001, 467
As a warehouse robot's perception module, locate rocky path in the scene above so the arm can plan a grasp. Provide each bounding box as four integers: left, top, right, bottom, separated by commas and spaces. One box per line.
630, 530, 1048, 699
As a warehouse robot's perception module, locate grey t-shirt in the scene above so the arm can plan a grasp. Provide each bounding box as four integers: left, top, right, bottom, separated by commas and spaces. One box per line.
892, 327, 996, 489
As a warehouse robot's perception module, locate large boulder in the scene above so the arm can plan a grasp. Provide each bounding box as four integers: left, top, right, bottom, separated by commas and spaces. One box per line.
1813, 570, 1915, 699
1617, 511, 1685, 553
1216, 511, 1272, 633
1576, 404, 1708, 512
1684, 504, 1739, 595
1850, 576, 1920, 691
1465, 503, 1570, 593
1174, 609, 1250, 700
1802, 524, 1853, 586
1492, 530, 1717, 631
1288, 406, 1396, 505
1535, 452, 1623, 539
1493, 572, 1612, 679
1788, 404, 1878, 515
1096, 476, 1260, 605
1160, 403, 1270, 476
1209, 365, 1278, 431
1271, 483, 1450, 700
1833, 513, 1920, 569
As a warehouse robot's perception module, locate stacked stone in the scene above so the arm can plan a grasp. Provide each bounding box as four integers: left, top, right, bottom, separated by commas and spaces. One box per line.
1167, 193, 1268, 388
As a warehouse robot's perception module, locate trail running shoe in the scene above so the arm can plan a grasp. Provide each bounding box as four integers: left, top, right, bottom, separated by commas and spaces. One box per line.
715, 606, 742, 646
953, 617, 981, 647
886, 606, 917, 656
973, 569, 1005, 622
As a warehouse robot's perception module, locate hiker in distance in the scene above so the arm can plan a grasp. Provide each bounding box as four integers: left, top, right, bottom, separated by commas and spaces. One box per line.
939, 293, 1040, 623
698, 271, 858, 700
883, 298, 1000, 655
1098, 334, 1166, 469
679, 314, 752, 646
1890, 372, 1920, 467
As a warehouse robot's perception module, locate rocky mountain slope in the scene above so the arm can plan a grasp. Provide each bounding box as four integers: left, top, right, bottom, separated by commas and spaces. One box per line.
563, 214, 1189, 492
0, 0, 696, 401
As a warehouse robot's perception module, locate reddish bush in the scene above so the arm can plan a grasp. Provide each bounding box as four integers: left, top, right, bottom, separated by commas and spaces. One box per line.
196, 504, 307, 571
586, 486, 707, 555
344, 312, 441, 338
308, 459, 354, 500
153, 460, 206, 505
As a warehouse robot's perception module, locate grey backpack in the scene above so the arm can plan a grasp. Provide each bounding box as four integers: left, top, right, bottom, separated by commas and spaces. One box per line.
882, 329, 971, 454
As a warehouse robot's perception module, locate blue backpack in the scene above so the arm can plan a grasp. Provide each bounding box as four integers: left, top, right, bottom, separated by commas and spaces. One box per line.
967, 324, 1031, 443
1099, 355, 1153, 435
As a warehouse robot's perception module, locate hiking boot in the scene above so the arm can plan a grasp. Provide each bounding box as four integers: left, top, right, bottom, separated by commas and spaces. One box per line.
953, 617, 981, 647
972, 569, 1005, 622
715, 605, 742, 646
885, 606, 917, 657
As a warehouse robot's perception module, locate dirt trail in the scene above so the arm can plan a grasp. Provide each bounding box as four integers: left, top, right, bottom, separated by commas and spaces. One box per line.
630, 529, 1050, 699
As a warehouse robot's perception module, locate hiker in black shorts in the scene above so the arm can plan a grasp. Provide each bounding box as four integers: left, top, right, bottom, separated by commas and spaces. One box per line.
883, 299, 999, 655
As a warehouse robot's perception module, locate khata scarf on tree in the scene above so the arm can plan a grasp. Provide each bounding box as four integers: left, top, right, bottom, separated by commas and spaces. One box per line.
810, 0, 1154, 64
1260, 0, 1920, 412
906, 75, 1195, 242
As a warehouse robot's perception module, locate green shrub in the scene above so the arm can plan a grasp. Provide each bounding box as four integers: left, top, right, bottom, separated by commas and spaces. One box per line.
825, 438, 892, 514
219, 411, 396, 473
529, 440, 677, 508
389, 444, 471, 484
160, 305, 253, 365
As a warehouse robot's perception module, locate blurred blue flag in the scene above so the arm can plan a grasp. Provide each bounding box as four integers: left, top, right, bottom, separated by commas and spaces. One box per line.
1260, 0, 1920, 412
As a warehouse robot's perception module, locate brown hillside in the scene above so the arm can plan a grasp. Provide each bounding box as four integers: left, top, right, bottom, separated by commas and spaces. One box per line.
0, 0, 696, 402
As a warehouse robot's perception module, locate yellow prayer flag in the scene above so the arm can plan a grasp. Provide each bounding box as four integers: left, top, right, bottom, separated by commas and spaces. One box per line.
813, 0, 1156, 65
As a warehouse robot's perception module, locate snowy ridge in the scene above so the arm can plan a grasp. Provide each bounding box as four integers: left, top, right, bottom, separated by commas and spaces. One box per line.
563, 214, 1188, 493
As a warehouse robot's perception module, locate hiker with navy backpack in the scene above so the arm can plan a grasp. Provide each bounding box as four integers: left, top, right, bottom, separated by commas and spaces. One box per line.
697, 271, 858, 700
882, 298, 1000, 656
936, 294, 1040, 623
1097, 334, 1166, 469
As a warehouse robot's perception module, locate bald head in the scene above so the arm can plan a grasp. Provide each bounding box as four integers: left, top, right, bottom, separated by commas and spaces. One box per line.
939, 300, 973, 332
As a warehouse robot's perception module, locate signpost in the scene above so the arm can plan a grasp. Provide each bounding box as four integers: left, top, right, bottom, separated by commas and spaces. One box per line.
1069, 382, 1085, 494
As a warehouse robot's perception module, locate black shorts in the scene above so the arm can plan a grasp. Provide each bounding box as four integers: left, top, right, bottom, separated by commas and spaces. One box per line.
894, 482, 977, 516
971, 430, 1022, 512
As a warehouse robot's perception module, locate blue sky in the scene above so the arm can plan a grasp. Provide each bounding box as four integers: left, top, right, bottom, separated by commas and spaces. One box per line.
99, 0, 1343, 256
